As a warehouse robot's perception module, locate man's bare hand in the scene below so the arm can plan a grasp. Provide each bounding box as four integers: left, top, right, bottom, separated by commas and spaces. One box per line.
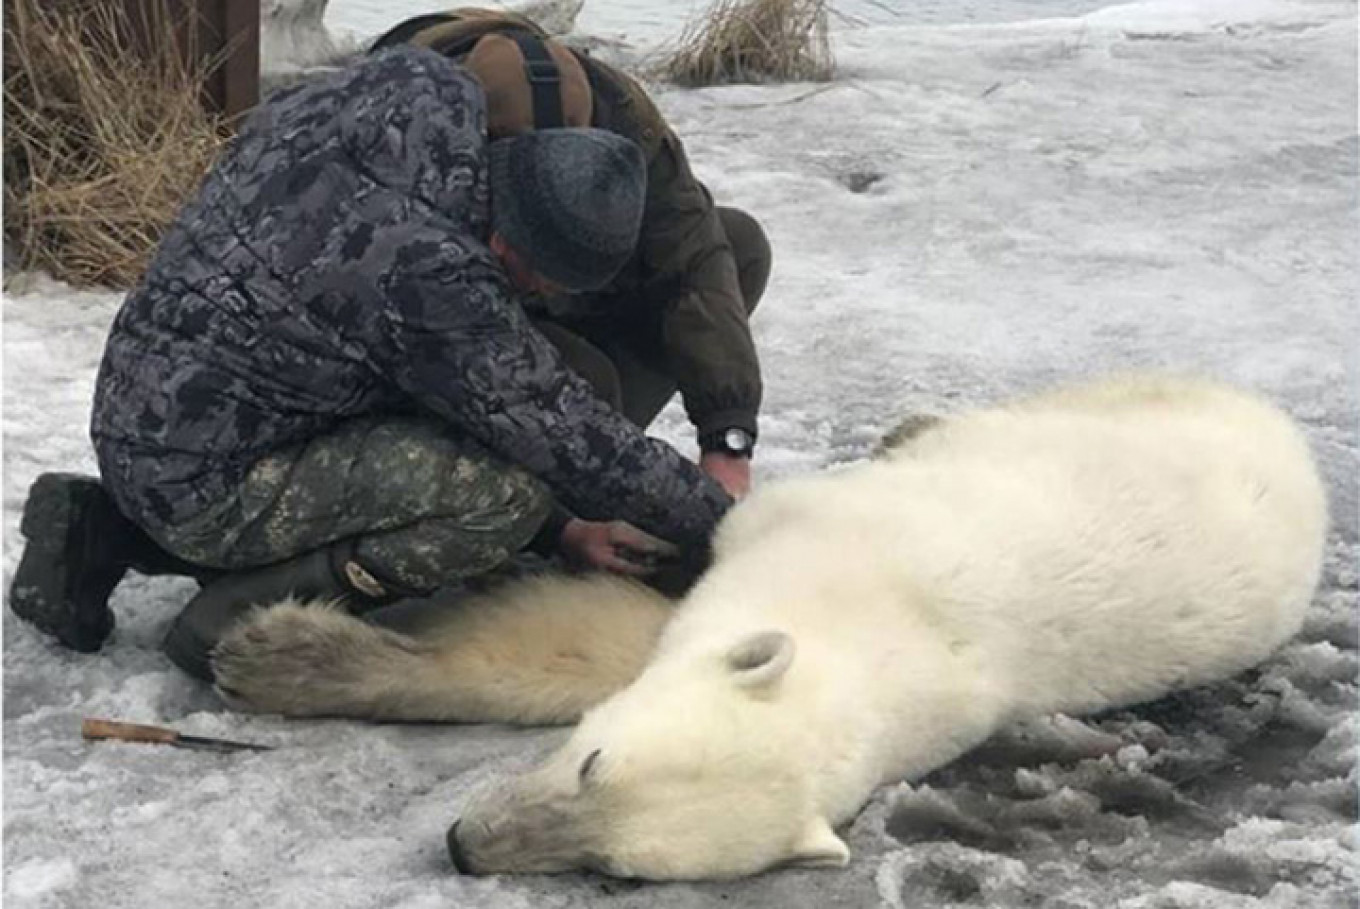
559, 518, 681, 576
700, 452, 752, 499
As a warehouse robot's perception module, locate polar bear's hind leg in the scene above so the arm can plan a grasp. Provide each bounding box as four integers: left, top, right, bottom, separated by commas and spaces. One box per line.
212, 574, 671, 725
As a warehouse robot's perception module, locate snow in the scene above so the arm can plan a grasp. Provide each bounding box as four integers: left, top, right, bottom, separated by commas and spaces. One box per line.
3, 0, 1357, 907
262, 0, 345, 79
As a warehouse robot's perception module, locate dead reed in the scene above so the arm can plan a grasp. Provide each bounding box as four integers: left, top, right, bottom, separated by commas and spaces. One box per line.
3, 0, 229, 287
660, 0, 833, 87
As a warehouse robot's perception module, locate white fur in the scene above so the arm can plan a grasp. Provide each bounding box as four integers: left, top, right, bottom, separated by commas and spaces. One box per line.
450, 374, 1327, 880
214, 573, 669, 724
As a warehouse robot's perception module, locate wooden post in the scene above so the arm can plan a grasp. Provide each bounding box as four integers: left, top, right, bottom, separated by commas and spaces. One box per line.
196, 0, 261, 121
117, 0, 260, 123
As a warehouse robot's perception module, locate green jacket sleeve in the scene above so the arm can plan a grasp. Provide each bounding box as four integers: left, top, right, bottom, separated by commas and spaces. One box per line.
637, 132, 764, 441
579, 55, 764, 442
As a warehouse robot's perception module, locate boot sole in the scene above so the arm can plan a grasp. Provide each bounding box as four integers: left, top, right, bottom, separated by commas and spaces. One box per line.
9, 473, 119, 652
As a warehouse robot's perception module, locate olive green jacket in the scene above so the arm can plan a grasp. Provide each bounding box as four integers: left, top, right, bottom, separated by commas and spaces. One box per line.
371, 10, 763, 442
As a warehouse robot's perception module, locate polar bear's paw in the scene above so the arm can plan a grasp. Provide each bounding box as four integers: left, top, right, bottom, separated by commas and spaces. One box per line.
212, 599, 415, 717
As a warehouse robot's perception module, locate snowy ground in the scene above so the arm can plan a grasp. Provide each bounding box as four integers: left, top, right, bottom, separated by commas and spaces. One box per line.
4, 0, 1358, 907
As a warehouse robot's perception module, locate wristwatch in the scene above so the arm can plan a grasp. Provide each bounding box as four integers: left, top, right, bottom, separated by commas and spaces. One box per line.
699, 427, 756, 459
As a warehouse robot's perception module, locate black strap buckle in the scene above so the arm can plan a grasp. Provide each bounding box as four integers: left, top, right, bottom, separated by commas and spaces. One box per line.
523, 57, 561, 86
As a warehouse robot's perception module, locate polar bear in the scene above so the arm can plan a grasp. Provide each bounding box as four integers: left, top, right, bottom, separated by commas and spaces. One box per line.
213, 374, 1327, 881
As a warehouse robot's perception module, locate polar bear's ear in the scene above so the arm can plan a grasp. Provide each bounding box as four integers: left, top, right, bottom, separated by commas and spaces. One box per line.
787, 818, 850, 868
725, 631, 795, 689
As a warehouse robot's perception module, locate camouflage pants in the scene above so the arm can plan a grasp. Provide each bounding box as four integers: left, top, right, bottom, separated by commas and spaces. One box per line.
157, 417, 552, 593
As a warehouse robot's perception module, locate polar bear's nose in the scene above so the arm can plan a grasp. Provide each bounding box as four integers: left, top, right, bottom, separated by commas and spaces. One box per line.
446, 820, 472, 874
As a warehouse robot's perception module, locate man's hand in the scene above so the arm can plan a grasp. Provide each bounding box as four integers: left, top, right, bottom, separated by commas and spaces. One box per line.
700, 452, 752, 499
559, 518, 681, 576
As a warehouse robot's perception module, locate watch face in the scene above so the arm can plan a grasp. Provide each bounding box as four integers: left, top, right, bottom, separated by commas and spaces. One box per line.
724, 428, 753, 453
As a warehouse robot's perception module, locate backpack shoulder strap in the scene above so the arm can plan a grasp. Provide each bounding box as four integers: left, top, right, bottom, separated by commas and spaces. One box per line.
507, 32, 564, 128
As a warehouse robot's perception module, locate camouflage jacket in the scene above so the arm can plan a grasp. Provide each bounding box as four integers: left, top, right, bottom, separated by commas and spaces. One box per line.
90, 48, 730, 549
372, 10, 764, 442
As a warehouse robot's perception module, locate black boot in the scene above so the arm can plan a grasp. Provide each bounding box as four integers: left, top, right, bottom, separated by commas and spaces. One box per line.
8, 473, 207, 653
162, 540, 409, 682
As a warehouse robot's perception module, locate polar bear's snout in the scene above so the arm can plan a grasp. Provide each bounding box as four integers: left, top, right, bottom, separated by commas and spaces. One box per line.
445, 821, 470, 874
446, 766, 610, 875
447, 819, 535, 875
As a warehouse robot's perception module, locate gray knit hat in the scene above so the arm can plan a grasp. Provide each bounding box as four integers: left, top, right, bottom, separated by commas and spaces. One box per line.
488, 128, 646, 292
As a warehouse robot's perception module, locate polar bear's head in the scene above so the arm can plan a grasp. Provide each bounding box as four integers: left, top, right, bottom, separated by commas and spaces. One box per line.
447, 630, 850, 880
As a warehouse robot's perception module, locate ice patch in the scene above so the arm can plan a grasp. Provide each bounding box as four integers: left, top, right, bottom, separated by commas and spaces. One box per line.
5, 858, 80, 900
877, 843, 1031, 908
1081, 0, 1339, 32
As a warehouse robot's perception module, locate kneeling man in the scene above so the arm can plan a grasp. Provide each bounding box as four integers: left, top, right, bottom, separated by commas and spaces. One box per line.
9, 47, 733, 678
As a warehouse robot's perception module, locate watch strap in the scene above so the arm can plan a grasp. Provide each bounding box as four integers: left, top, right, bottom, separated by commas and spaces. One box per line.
698, 427, 755, 457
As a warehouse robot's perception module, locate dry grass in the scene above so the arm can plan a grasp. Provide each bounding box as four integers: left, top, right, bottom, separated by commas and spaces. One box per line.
3, 0, 230, 288
660, 0, 833, 87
